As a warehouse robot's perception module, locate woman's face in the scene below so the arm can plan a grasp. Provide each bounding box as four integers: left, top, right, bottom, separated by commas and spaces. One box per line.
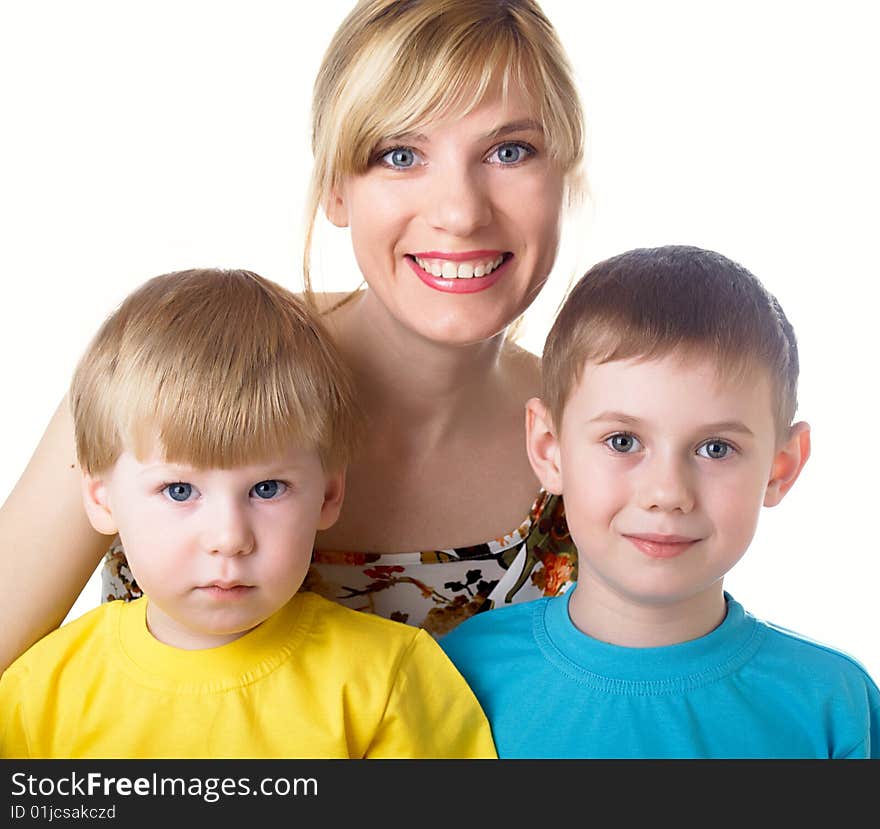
327, 87, 566, 346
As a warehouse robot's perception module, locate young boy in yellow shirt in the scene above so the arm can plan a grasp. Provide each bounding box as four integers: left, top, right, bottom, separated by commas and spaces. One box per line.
0, 267, 495, 759
442, 244, 880, 758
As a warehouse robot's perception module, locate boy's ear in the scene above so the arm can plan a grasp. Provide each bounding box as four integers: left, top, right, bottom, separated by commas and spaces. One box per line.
764, 421, 811, 507
525, 397, 564, 495
324, 187, 349, 228
317, 467, 347, 530
80, 474, 119, 535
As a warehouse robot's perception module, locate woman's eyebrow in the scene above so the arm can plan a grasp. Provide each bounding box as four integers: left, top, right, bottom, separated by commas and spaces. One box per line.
383, 130, 429, 144
484, 119, 544, 140
383, 119, 544, 145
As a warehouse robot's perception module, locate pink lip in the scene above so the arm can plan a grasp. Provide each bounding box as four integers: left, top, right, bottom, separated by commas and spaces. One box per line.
623, 534, 700, 559
406, 254, 511, 294
197, 582, 254, 598
411, 249, 506, 261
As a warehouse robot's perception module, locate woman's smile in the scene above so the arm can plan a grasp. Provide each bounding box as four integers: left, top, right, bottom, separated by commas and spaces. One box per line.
407, 251, 513, 293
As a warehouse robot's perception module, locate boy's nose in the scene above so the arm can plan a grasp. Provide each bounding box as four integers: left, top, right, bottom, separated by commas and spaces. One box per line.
636, 454, 696, 514
425, 165, 492, 237
202, 503, 255, 557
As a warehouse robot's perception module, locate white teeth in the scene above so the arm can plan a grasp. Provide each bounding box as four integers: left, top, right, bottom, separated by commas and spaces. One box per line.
414, 255, 507, 279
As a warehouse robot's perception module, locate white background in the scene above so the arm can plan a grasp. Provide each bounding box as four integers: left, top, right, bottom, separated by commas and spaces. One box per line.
1, 1, 878, 679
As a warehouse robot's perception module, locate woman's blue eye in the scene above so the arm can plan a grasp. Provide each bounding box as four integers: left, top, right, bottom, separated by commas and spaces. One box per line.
381, 147, 418, 169
164, 482, 193, 502
606, 433, 642, 453
251, 480, 286, 499
490, 143, 532, 165
698, 441, 733, 460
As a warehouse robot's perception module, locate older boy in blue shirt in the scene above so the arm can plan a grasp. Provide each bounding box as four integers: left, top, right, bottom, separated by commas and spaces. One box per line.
441, 245, 880, 759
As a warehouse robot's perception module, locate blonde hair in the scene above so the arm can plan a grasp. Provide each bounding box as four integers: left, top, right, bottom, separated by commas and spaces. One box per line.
542, 246, 800, 439
71, 268, 361, 474
304, 0, 585, 304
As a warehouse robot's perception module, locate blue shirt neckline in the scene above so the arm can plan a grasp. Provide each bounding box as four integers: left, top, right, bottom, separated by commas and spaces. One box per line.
535, 590, 766, 695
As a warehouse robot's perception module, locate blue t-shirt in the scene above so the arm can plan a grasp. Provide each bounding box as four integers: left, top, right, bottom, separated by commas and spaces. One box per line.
441, 591, 880, 758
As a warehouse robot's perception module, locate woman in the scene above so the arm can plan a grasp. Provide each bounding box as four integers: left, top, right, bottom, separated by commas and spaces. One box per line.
0, 0, 583, 670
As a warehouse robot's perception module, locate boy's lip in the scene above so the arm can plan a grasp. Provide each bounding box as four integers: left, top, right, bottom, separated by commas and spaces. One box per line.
198, 580, 254, 591
623, 533, 700, 559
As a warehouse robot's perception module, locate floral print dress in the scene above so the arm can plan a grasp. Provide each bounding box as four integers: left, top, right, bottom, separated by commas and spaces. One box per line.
102, 489, 577, 639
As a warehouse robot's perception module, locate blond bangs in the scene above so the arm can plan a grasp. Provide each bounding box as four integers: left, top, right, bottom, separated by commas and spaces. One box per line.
111, 354, 328, 472
72, 269, 361, 475
322, 13, 581, 184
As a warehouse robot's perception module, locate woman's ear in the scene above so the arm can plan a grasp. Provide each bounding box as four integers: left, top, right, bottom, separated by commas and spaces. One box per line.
324, 187, 349, 228
317, 467, 347, 531
81, 474, 119, 536
525, 397, 564, 495
764, 421, 811, 507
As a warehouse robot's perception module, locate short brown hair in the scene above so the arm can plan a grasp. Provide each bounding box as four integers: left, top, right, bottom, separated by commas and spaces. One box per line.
71, 268, 361, 474
542, 245, 799, 438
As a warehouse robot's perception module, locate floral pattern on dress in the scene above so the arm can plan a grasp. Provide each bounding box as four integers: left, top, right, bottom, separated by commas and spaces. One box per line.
101, 489, 577, 639
102, 538, 142, 603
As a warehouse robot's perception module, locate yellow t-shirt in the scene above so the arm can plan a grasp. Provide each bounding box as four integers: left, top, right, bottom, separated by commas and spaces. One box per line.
0, 592, 496, 759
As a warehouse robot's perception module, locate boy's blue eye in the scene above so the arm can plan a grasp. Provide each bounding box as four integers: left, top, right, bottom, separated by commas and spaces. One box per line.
606, 433, 642, 453
489, 142, 533, 165
251, 480, 286, 499
164, 482, 194, 502
380, 147, 419, 169
698, 440, 733, 460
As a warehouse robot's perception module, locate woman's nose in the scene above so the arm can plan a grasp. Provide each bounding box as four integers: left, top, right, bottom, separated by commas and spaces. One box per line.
424, 164, 492, 237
